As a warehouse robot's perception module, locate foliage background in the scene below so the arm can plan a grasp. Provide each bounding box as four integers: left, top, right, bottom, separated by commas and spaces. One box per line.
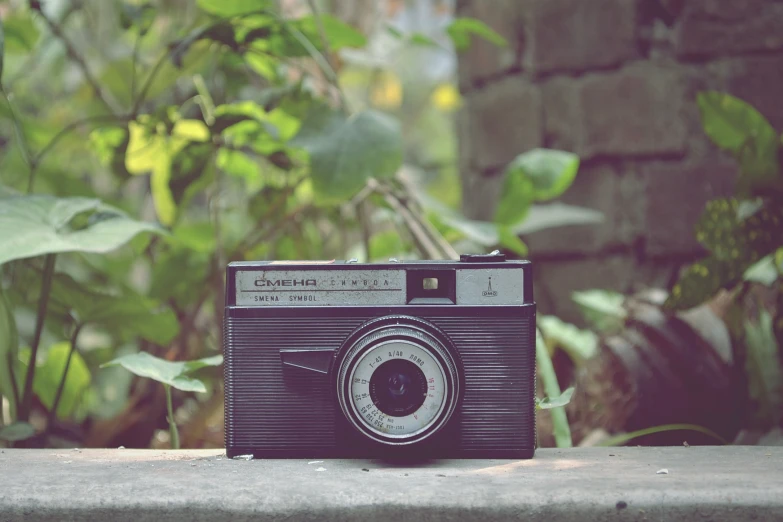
1, 0, 781, 450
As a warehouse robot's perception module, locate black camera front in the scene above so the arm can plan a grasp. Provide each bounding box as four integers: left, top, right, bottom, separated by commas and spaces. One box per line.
223, 255, 536, 458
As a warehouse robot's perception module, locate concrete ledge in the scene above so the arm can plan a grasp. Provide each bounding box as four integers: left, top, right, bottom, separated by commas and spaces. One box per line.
1, 447, 781, 521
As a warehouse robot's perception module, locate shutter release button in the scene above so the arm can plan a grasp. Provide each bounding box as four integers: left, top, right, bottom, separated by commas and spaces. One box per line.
459, 250, 506, 263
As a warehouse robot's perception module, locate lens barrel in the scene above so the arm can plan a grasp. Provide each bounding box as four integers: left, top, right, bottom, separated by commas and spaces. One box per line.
335, 316, 463, 446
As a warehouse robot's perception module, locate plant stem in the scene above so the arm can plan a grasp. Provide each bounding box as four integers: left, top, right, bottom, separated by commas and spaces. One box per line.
45, 323, 83, 431
598, 424, 729, 447
193, 74, 215, 126
165, 384, 180, 450
35, 7, 121, 115
19, 254, 57, 422
536, 328, 573, 448
287, 4, 350, 111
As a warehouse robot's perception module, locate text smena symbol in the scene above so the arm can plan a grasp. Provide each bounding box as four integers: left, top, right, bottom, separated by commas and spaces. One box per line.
482, 276, 498, 298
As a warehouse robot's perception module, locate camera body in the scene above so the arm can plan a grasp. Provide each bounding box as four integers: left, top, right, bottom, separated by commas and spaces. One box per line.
223, 253, 536, 459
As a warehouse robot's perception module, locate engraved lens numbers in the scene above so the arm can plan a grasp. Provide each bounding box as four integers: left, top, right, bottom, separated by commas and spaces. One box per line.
349, 340, 448, 438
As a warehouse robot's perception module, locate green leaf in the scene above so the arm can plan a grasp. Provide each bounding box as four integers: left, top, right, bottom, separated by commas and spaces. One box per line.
598, 423, 729, 447
698, 91, 777, 155
2, 11, 40, 53
497, 225, 528, 256
494, 162, 534, 226
512, 203, 604, 235
695, 198, 783, 261
446, 17, 507, 52
102, 352, 223, 393
572, 289, 627, 334
0, 16, 5, 82
197, 0, 268, 16
509, 149, 580, 202
30, 342, 91, 419
0, 285, 18, 418
537, 387, 575, 411
697, 91, 781, 196
171, 222, 217, 254
665, 255, 742, 310
666, 198, 783, 309
290, 105, 402, 203
0, 195, 164, 266
495, 148, 579, 226
0, 422, 35, 442
126, 118, 209, 225
435, 213, 499, 246
744, 310, 783, 426
744, 254, 781, 287
538, 316, 598, 361
295, 14, 366, 49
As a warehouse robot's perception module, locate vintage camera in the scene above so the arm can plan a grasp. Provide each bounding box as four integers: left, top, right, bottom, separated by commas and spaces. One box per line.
223, 252, 536, 458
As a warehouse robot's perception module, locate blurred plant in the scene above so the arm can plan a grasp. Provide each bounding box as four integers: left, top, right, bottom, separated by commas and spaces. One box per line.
0, 0, 598, 448
103, 352, 223, 449
663, 91, 783, 432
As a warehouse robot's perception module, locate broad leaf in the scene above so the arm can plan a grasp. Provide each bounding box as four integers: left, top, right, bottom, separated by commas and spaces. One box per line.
497, 226, 528, 256
495, 149, 580, 226
436, 213, 499, 246
494, 164, 534, 227
572, 289, 627, 333
102, 352, 223, 393
0, 17, 5, 82
125, 118, 209, 225
21, 342, 91, 420
197, 0, 268, 17
698, 91, 777, 155
744, 310, 783, 426
291, 105, 402, 202
537, 387, 575, 411
510, 149, 580, 202
512, 203, 604, 235
695, 198, 783, 261
667, 199, 783, 309
744, 254, 781, 287
446, 17, 507, 51
665, 255, 742, 310
0, 422, 35, 442
0, 285, 18, 418
1, 11, 40, 53
539, 316, 598, 361
0, 194, 163, 265
294, 14, 366, 50
697, 92, 781, 196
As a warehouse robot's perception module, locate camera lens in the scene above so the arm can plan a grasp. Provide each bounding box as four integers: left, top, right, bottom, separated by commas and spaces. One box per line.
369, 359, 427, 417
336, 318, 464, 446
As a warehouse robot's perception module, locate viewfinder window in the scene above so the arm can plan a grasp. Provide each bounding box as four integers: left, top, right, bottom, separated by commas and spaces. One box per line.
423, 278, 439, 290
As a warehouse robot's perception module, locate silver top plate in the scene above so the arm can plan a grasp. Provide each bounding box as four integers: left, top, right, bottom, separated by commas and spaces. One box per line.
235, 269, 407, 306
455, 268, 524, 305
234, 267, 525, 306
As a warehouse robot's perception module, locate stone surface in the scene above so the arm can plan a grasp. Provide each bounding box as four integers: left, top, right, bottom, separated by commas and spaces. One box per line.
674, 0, 783, 58
723, 54, 783, 133
0, 447, 782, 521
455, 0, 522, 87
523, 0, 638, 75
524, 166, 646, 254
461, 74, 542, 172
543, 65, 689, 159
640, 161, 738, 256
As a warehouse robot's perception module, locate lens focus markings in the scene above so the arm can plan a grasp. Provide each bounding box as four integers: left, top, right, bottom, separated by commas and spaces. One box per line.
349, 340, 447, 437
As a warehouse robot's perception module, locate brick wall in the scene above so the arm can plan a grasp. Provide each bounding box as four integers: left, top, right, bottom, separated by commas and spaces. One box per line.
456, 0, 783, 323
